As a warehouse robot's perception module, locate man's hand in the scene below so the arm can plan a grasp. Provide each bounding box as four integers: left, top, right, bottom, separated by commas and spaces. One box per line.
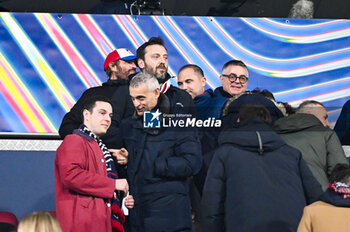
109, 148, 128, 165
124, 195, 135, 209
115, 179, 129, 194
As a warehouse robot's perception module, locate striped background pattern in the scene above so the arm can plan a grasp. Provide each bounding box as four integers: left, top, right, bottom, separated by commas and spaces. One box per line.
0, 12, 349, 133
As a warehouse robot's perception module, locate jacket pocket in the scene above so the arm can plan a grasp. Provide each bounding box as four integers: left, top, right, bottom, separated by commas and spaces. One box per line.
79, 195, 94, 208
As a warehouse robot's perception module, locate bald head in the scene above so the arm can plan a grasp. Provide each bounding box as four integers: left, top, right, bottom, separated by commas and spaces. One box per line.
297, 100, 330, 128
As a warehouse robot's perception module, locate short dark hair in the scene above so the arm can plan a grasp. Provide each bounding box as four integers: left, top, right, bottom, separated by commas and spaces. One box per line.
329, 163, 350, 184
251, 88, 275, 101
178, 64, 204, 77
81, 95, 112, 121
238, 104, 272, 124
297, 100, 325, 113
137, 37, 166, 61
222, 60, 247, 72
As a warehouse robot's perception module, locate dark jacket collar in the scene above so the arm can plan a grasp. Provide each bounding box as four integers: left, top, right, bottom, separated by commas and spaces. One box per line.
73, 127, 94, 141
219, 119, 285, 155
320, 188, 350, 207
214, 86, 233, 98
194, 89, 214, 102
102, 78, 129, 86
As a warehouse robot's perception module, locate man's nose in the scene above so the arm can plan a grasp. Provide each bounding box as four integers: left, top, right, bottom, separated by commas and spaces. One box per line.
133, 99, 140, 108
105, 114, 111, 122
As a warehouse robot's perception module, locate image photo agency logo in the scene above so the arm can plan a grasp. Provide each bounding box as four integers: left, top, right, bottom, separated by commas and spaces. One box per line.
143, 109, 161, 128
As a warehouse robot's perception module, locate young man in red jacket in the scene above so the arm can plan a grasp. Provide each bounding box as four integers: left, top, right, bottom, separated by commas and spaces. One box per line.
55, 95, 134, 232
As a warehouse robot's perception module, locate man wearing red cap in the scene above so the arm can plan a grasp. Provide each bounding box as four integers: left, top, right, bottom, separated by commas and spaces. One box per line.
59, 49, 137, 148
104, 48, 137, 80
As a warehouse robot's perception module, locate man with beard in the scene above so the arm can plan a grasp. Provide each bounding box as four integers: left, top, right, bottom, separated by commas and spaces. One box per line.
136, 37, 197, 116
59, 48, 137, 148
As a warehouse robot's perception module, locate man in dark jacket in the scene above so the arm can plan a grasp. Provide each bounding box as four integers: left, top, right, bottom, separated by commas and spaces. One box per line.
177, 64, 227, 120
118, 72, 202, 232
334, 99, 350, 145
59, 48, 136, 148
136, 37, 197, 117
274, 100, 348, 191
213, 60, 249, 98
202, 104, 322, 232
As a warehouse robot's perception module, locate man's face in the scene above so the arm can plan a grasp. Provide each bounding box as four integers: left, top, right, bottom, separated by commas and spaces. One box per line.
308, 104, 330, 128
177, 68, 206, 99
220, 65, 248, 96
110, 60, 137, 80
83, 101, 113, 137
138, 45, 168, 80
129, 84, 160, 116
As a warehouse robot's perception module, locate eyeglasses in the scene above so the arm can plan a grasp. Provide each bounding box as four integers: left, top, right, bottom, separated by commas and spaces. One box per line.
221, 73, 249, 84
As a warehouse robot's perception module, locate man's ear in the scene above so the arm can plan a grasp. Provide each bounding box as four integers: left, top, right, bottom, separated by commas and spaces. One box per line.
154, 88, 160, 98
82, 109, 90, 123
137, 58, 145, 69
108, 62, 116, 70
219, 75, 225, 84
201, 76, 207, 87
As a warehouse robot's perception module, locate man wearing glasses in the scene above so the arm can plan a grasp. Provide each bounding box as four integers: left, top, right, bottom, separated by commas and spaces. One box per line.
214, 60, 249, 98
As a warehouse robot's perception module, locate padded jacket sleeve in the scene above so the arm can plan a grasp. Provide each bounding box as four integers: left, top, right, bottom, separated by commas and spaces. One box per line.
154, 129, 202, 179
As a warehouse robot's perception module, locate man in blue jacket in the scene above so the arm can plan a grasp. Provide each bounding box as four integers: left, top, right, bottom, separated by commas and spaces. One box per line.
117, 72, 202, 232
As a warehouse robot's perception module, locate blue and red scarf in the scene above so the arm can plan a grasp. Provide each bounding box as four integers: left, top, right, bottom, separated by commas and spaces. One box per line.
79, 124, 125, 232
329, 182, 350, 199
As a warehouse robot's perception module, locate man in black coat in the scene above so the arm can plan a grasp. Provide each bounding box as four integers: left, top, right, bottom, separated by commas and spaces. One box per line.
117, 72, 202, 232
136, 37, 197, 117
59, 48, 136, 148
202, 104, 322, 232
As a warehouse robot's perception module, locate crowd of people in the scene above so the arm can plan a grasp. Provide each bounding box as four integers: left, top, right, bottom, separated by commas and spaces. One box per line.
51, 37, 350, 232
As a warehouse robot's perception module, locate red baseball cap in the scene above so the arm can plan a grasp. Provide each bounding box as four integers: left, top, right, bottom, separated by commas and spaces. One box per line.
104, 49, 136, 70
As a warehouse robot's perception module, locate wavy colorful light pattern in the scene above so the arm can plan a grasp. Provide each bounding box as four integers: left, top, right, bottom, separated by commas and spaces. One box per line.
0, 13, 348, 133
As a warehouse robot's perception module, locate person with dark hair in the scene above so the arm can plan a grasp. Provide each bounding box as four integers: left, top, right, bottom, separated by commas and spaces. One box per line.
251, 88, 275, 101
221, 93, 284, 129
238, 103, 272, 124
59, 49, 136, 148
274, 100, 348, 191
136, 37, 197, 116
178, 64, 227, 119
334, 99, 350, 145
214, 60, 249, 98
297, 163, 350, 232
202, 104, 322, 232
55, 95, 134, 232
117, 72, 202, 232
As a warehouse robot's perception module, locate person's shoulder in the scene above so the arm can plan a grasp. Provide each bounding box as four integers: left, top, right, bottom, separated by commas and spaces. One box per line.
306, 201, 334, 211
169, 85, 190, 96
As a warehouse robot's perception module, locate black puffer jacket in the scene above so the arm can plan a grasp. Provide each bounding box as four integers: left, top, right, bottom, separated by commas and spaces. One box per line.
202, 119, 322, 232
59, 79, 134, 148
